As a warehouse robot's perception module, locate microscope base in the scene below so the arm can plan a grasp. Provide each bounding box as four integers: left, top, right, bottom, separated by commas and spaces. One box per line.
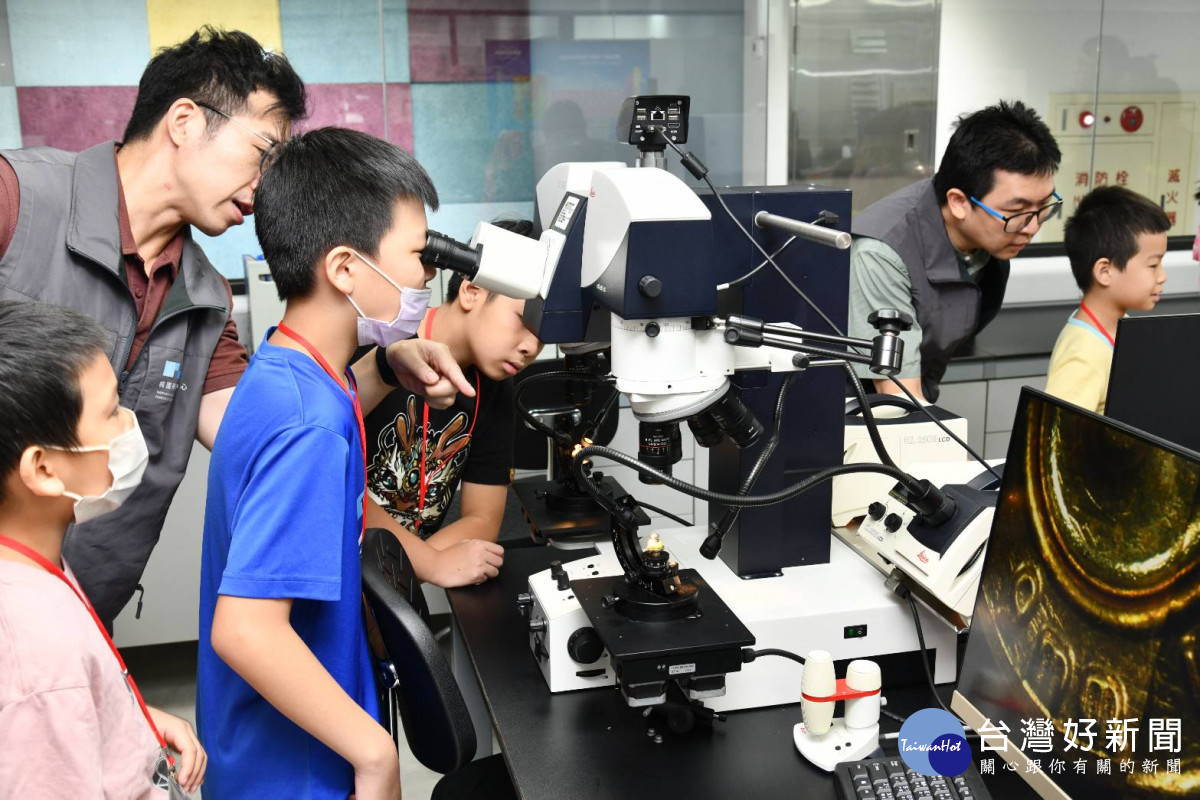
573, 568, 755, 703
655, 528, 958, 713
525, 529, 959, 710
793, 719, 882, 772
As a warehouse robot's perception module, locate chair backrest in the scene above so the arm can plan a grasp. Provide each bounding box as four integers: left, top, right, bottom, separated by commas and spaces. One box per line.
362, 528, 477, 774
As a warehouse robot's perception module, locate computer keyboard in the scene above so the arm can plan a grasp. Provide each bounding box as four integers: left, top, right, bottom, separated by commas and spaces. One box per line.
833, 756, 992, 800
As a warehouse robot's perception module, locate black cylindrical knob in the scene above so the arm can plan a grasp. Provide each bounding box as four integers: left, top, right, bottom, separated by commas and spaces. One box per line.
638, 275, 663, 298
550, 560, 565, 579
867, 502, 886, 520
883, 513, 903, 533
645, 321, 661, 338
556, 572, 571, 591
567, 627, 605, 664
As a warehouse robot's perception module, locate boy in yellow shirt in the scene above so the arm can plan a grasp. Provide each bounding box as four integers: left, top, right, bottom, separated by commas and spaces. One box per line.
1045, 186, 1169, 412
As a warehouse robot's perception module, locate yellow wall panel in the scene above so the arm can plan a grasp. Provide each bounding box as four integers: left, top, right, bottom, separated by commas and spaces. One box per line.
146, 0, 283, 54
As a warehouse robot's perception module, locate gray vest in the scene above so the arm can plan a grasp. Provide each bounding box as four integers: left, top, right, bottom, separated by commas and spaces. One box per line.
0, 142, 230, 624
851, 180, 1008, 402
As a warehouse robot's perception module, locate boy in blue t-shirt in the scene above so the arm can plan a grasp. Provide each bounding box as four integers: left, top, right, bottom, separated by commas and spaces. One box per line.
198, 127, 462, 799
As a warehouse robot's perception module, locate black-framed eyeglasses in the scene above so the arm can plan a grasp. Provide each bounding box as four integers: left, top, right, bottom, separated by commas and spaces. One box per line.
969, 191, 1063, 233
194, 100, 281, 174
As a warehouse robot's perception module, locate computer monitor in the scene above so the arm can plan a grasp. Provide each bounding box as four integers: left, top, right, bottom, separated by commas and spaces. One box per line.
952, 388, 1199, 799
1106, 312, 1200, 454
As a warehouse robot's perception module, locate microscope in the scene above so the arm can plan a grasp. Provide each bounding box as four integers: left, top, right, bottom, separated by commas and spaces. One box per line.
427, 96, 974, 720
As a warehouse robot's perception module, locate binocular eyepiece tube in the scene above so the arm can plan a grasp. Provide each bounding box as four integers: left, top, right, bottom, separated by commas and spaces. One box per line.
422, 230, 480, 278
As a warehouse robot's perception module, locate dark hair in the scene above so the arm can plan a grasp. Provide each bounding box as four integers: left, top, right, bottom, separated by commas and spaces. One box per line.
933, 100, 1061, 206
123, 26, 306, 143
254, 127, 440, 300
446, 218, 536, 302
1064, 186, 1171, 292
0, 302, 111, 505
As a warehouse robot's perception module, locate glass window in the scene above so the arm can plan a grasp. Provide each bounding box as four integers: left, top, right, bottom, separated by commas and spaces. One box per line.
1092, 0, 1199, 240
788, 0, 940, 214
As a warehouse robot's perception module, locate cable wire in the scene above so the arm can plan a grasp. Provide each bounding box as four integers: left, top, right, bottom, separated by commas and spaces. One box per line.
661, 131, 1000, 482
907, 595, 966, 724
574, 445, 921, 511
743, 647, 807, 667
723, 235, 798, 288
514, 370, 612, 444
634, 501, 690, 527
843, 363, 899, 470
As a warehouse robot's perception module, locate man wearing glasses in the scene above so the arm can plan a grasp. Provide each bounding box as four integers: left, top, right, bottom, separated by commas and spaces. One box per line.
848, 100, 1062, 403
0, 27, 479, 628
0, 28, 306, 627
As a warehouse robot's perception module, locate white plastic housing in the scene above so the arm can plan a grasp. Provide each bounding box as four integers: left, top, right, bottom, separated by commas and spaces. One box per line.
800, 650, 836, 735
534, 161, 626, 232
469, 222, 549, 300
580, 167, 711, 288
843, 659, 882, 730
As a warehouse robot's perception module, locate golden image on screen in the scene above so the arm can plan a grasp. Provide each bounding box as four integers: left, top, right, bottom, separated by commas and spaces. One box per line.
961, 396, 1200, 797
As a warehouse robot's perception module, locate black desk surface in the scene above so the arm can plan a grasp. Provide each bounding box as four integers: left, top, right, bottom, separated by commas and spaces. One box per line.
447, 547, 1036, 800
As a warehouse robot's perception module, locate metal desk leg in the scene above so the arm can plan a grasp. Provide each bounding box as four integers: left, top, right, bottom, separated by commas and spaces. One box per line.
451, 615, 495, 759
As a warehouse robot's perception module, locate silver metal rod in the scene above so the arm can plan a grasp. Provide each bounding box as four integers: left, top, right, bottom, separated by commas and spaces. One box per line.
636, 150, 667, 170
754, 211, 851, 250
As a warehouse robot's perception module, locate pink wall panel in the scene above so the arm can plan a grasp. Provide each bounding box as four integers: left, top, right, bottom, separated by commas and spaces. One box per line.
17, 86, 138, 151
299, 83, 388, 137
408, 4, 530, 82
387, 82, 414, 153
297, 82, 414, 153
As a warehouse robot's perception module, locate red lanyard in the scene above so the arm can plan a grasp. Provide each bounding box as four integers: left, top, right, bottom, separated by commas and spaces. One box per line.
1079, 302, 1116, 347
414, 308, 481, 532
0, 537, 172, 766
276, 323, 368, 533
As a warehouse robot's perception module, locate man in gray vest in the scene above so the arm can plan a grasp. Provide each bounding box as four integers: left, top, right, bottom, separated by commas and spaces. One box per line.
0, 28, 480, 627
848, 101, 1062, 403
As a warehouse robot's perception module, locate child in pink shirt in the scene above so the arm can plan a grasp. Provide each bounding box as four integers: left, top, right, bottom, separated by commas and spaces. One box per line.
0, 301, 206, 798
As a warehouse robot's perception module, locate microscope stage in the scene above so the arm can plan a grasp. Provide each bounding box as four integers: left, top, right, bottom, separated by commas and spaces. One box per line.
572, 569, 755, 687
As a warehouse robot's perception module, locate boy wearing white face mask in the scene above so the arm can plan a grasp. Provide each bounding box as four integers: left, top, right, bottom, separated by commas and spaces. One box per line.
0, 301, 206, 798
197, 128, 463, 800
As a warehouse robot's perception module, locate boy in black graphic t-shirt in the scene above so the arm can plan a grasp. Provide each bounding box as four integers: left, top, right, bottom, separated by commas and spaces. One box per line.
362, 220, 543, 585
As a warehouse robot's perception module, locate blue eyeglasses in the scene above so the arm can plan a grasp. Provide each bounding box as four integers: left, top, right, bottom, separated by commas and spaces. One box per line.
969, 191, 1063, 233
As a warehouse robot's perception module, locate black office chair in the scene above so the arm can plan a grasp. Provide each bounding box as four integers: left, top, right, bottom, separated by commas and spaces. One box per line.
361, 528, 517, 800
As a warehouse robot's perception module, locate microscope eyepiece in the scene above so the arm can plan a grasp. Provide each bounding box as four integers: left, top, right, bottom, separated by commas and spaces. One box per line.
422, 230, 480, 277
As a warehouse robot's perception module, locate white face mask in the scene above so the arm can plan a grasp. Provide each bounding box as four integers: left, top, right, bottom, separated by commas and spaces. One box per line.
346, 249, 432, 348
52, 409, 150, 524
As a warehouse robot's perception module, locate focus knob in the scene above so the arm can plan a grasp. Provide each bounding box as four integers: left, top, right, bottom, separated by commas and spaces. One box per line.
645, 321, 661, 338
867, 501, 886, 520
566, 627, 605, 664
883, 513, 903, 533
638, 275, 663, 298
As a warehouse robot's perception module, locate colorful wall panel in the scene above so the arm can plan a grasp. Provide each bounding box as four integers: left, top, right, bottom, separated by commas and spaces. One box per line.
16, 86, 138, 150
0, 87, 20, 149
146, 0, 282, 54
8, 0, 148, 86
411, 81, 532, 205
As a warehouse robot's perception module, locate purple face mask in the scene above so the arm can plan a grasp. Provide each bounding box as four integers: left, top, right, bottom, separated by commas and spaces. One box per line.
346, 249, 432, 348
